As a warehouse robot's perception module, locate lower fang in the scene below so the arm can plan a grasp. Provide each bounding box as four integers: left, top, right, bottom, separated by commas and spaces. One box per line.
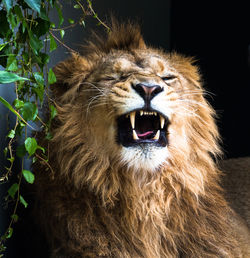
153, 130, 160, 140
133, 130, 139, 140
160, 115, 165, 129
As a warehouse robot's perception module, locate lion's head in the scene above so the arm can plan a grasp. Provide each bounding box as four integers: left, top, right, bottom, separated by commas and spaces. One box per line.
51, 22, 220, 201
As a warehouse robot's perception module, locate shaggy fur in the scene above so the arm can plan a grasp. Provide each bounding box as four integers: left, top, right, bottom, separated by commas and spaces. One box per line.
35, 22, 250, 257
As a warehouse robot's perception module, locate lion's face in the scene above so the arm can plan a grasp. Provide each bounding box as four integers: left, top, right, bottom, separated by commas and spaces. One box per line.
82, 49, 200, 172
53, 24, 218, 179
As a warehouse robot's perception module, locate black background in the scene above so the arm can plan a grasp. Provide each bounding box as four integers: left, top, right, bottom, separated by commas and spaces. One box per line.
170, 1, 250, 158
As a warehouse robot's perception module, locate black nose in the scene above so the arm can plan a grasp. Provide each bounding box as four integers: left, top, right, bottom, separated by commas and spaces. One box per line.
132, 83, 163, 102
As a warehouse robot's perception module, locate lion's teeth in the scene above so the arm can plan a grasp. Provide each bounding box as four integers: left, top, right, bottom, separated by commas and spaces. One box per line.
137, 110, 159, 116
133, 130, 139, 140
160, 115, 165, 129
153, 130, 160, 140
130, 111, 135, 129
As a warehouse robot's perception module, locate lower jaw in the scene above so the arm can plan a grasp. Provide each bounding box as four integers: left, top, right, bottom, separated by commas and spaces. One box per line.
117, 131, 168, 148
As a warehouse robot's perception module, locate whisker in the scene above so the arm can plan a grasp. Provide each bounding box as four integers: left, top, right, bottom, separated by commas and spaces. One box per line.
81, 82, 106, 95
175, 99, 208, 109
84, 94, 104, 117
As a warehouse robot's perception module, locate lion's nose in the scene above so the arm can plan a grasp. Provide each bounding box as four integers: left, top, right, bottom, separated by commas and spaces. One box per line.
133, 83, 163, 102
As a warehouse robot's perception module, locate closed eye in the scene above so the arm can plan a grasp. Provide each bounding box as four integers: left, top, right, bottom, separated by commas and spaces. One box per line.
161, 75, 177, 81
120, 74, 129, 80
103, 76, 116, 81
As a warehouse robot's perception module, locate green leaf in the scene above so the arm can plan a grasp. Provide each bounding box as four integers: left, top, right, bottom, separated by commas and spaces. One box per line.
7, 11, 17, 28
45, 132, 52, 140
0, 96, 27, 124
3, 0, 13, 12
33, 72, 44, 86
49, 34, 57, 52
81, 20, 85, 27
16, 144, 26, 158
13, 99, 24, 109
33, 72, 44, 101
20, 195, 28, 208
32, 18, 50, 38
37, 145, 45, 153
40, 53, 50, 65
48, 68, 56, 84
6, 228, 13, 239
0, 43, 8, 51
14, 5, 23, 22
73, 4, 80, 9
4, 147, 8, 156
32, 84, 44, 102
0, 10, 12, 39
20, 102, 38, 121
68, 18, 74, 24
11, 214, 18, 222
0, 71, 29, 84
55, 2, 64, 26
60, 29, 65, 39
7, 129, 15, 139
25, 137, 38, 156
24, 0, 41, 13
8, 183, 18, 199
28, 30, 43, 55
22, 169, 35, 184
39, 6, 49, 20
7, 157, 14, 163
6, 55, 18, 72
50, 104, 57, 119
49, 0, 55, 7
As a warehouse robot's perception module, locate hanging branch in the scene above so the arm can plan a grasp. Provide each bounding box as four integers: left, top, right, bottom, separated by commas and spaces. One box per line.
0, 0, 108, 255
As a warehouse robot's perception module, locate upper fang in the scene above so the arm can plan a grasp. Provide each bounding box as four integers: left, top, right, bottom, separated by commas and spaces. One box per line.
130, 111, 136, 129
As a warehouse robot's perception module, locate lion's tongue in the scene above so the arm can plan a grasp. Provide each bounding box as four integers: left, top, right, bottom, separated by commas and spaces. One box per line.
137, 131, 154, 139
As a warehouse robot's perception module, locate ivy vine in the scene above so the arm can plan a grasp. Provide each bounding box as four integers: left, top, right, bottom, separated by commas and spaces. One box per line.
0, 0, 109, 255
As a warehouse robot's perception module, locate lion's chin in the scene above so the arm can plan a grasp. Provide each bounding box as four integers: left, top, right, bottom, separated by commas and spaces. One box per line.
116, 109, 169, 148
119, 144, 169, 172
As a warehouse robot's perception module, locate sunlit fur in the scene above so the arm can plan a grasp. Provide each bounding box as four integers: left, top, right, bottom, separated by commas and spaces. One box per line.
35, 22, 245, 257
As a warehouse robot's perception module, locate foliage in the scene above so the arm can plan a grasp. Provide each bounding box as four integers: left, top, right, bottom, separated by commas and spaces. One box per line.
0, 0, 109, 255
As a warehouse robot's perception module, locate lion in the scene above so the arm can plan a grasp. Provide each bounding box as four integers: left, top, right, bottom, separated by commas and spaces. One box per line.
34, 22, 250, 257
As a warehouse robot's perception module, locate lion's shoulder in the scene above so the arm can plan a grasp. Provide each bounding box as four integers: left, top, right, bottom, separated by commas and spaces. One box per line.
220, 157, 250, 228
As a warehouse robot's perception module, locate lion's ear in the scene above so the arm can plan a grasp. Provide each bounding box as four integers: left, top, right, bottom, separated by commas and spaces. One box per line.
51, 53, 91, 102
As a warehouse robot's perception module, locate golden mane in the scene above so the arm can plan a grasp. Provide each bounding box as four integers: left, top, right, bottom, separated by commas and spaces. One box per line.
34, 22, 248, 257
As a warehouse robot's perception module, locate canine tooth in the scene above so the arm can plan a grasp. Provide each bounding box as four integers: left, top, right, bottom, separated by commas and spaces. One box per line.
133, 130, 139, 140
140, 110, 143, 116
153, 130, 160, 140
154, 112, 157, 116
130, 111, 136, 129
160, 115, 165, 129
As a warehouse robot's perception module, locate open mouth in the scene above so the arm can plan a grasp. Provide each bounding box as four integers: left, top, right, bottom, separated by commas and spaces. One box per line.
117, 109, 169, 147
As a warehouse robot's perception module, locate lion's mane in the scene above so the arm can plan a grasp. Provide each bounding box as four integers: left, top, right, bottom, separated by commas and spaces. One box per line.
35, 22, 242, 257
